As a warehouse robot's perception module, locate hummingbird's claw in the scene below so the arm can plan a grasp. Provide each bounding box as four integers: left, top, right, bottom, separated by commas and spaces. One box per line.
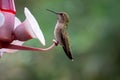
53, 39, 58, 46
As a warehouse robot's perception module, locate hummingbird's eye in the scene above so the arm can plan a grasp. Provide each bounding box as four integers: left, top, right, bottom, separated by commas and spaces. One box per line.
60, 13, 64, 16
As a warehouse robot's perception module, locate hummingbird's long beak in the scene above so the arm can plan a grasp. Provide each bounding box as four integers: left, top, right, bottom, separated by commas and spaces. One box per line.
46, 9, 58, 14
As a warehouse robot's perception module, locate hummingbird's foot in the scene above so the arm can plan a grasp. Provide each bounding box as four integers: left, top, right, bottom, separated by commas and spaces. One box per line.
53, 39, 58, 46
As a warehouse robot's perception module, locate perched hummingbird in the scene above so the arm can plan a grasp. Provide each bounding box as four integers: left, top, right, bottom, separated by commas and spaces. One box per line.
47, 9, 73, 60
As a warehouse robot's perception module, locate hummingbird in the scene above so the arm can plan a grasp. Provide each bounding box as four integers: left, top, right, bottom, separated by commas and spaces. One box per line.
47, 9, 73, 60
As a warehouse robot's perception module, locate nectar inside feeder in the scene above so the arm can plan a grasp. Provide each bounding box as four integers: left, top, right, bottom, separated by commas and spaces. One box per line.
0, 0, 16, 14
14, 7, 45, 46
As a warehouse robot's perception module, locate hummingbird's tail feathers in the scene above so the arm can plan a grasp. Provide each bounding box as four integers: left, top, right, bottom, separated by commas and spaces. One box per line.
62, 46, 73, 60
60, 30, 73, 60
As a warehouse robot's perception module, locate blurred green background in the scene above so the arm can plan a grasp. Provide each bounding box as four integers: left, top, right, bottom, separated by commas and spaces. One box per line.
0, 0, 120, 80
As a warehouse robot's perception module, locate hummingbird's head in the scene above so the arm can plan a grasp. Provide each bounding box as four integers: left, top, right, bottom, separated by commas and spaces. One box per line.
57, 12, 69, 23
47, 9, 69, 24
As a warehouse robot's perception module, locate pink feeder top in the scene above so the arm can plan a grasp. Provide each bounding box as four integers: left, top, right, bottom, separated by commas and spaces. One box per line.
0, 0, 16, 14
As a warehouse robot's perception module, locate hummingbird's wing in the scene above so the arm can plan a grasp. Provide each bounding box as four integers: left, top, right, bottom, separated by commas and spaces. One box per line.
60, 30, 73, 60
